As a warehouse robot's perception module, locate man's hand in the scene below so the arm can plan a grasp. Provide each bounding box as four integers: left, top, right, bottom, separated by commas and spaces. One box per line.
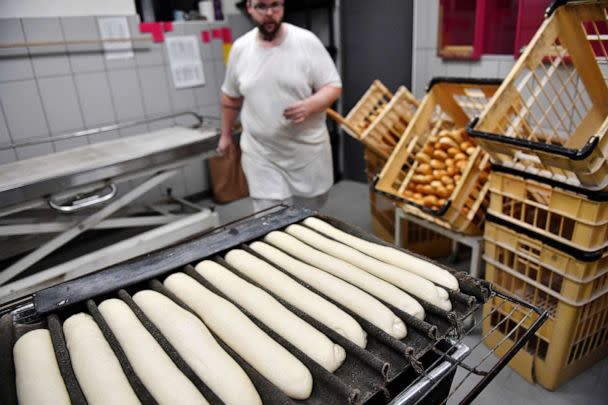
283, 99, 313, 124
217, 134, 236, 157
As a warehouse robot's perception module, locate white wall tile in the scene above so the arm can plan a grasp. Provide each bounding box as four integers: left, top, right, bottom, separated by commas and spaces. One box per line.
74, 72, 116, 127
15, 142, 54, 160
138, 66, 172, 116
0, 149, 18, 165
22, 18, 71, 77
0, 19, 35, 82
38, 75, 84, 134
0, 104, 11, 145
0, 80, 49, 141
107, 69, 145, 121
61, 16, 105, 74
53, 136, 88, 152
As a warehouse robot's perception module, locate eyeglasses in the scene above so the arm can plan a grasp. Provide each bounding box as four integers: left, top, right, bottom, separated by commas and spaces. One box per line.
252, 1, 284, 12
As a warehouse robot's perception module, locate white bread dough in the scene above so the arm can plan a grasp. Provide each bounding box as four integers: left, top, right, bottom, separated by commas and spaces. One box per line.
132, 290, 261, 405
265, 231, 426, 318
97, 299, 208, 405
63, 313, 140, 405
303, 217, 459, 291
164, 272, 313, 400
225, 249, 367, 348
195, 260, 346, 372
250, 241, 407, 339
13, 329, 70, 405
287, 224, 451, 312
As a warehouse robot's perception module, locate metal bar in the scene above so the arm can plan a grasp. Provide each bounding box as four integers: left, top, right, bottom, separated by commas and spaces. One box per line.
459, 291, 548, 404
0, 112, 204, 151
0, 215, 200, 235
32, 205, 313, 314
0, 210, 219, 299
0, 36, 152, 49
0, 170, 178, 286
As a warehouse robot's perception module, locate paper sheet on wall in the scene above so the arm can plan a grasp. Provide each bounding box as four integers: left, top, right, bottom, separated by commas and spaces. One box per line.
165, 36, 206, 89
98, 17, 134, 60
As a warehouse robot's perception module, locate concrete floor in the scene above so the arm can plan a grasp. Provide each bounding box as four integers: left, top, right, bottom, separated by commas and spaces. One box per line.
212, 180, 608, 405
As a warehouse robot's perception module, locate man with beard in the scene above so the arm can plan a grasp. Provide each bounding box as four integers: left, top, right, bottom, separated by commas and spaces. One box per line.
218, 0, 342, 211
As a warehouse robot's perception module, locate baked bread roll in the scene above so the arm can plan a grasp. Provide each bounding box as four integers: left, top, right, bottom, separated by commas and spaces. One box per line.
250, 241, 407, 339
265, 231, 426, 319
164, 273, 313, 400
133, 290, 261, 405
13, 329, 70, 405
63, 313, 140, 405
98, 299, 208, 405
286, 224, 451, 311
303, 217, 459, 290
225, 249, 367, 348
195, 261, 346, 372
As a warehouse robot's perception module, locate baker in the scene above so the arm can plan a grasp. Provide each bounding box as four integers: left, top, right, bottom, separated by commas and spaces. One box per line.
218, 0, 342, 211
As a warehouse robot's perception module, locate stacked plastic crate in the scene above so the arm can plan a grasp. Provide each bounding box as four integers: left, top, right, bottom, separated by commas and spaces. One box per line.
328, 81, 453, 257
468, 0, 608, 390
375, 78, 502, 236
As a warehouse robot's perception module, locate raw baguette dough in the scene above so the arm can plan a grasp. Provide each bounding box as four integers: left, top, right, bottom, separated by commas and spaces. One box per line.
13, 329, 70, 405
97, 299, 208, 405
164, 272, 313, 400
266, 231, 426, 319
63, 313, 140, 405
196, 260, 346, 372
133, 290, 261, 405
250, 241, 407, 339
287, 224, 451, 311
225, 249, 367, 348
303, 217, 459, 291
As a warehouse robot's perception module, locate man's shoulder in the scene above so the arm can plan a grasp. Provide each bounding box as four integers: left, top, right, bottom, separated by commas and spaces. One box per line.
231, 28, 257, 51
287, 23, 320, 44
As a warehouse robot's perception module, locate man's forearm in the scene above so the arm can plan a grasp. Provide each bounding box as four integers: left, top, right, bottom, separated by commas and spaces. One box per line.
221, 93, 243, 140
307, 85, 342, 114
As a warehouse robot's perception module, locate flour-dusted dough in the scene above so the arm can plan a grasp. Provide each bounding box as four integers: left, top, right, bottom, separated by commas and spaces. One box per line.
133, 290, 261, 405
225, 249, 367, 348
63, 313, 140, 405
265, 231, 427, 319
13, 329, 70, 405
303, 217, 460, 291
250, 241, 407, 339
97, 299, 208, 405
287, 224, 451, 312
196, 260, 346, 373
164, 273, 313, 400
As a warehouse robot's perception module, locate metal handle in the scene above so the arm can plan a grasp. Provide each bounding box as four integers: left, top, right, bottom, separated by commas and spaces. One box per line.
48, 184, 117, 213
388, 341, 470, 405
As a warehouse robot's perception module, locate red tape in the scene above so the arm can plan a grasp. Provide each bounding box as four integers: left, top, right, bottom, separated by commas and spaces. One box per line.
222, 27, 232, 44
212, 28, 222, 39
139, 21, 174, 43
201, 30, 211, 43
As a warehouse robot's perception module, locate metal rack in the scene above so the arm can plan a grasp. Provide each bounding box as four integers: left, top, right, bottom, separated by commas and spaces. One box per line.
0, 205, 546, 404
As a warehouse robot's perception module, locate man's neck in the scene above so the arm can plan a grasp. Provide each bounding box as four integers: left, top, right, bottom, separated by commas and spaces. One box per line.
257, 24, 287, 48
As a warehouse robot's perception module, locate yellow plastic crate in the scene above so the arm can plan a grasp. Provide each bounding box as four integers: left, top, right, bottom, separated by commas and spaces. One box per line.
485, 221, 608, 306
483, 265, 608, 390
364, 148, 452, 258
488, 171, 608, 251
468, 1, 608, 190
376, 78, 501, 235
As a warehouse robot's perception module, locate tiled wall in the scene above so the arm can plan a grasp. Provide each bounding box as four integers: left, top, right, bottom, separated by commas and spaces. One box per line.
0, 15, 228, 202
411, 0, 516, 99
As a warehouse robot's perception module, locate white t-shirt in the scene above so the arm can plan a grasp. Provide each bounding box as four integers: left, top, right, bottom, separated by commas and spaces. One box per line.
222, 23, 342, 199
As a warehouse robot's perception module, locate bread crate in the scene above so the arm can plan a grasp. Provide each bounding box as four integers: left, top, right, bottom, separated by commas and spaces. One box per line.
375, 78, 502, 235
488, 171, 608, 251
483, 263, 608, 390
328, 82, 419, 159
468, 1, 608, 190
364, 148, 452, 258
484, 220, 608, 307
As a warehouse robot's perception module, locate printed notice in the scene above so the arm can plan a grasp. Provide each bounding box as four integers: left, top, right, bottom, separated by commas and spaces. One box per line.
165, 36, 206, 89
98, 17, 134, 60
